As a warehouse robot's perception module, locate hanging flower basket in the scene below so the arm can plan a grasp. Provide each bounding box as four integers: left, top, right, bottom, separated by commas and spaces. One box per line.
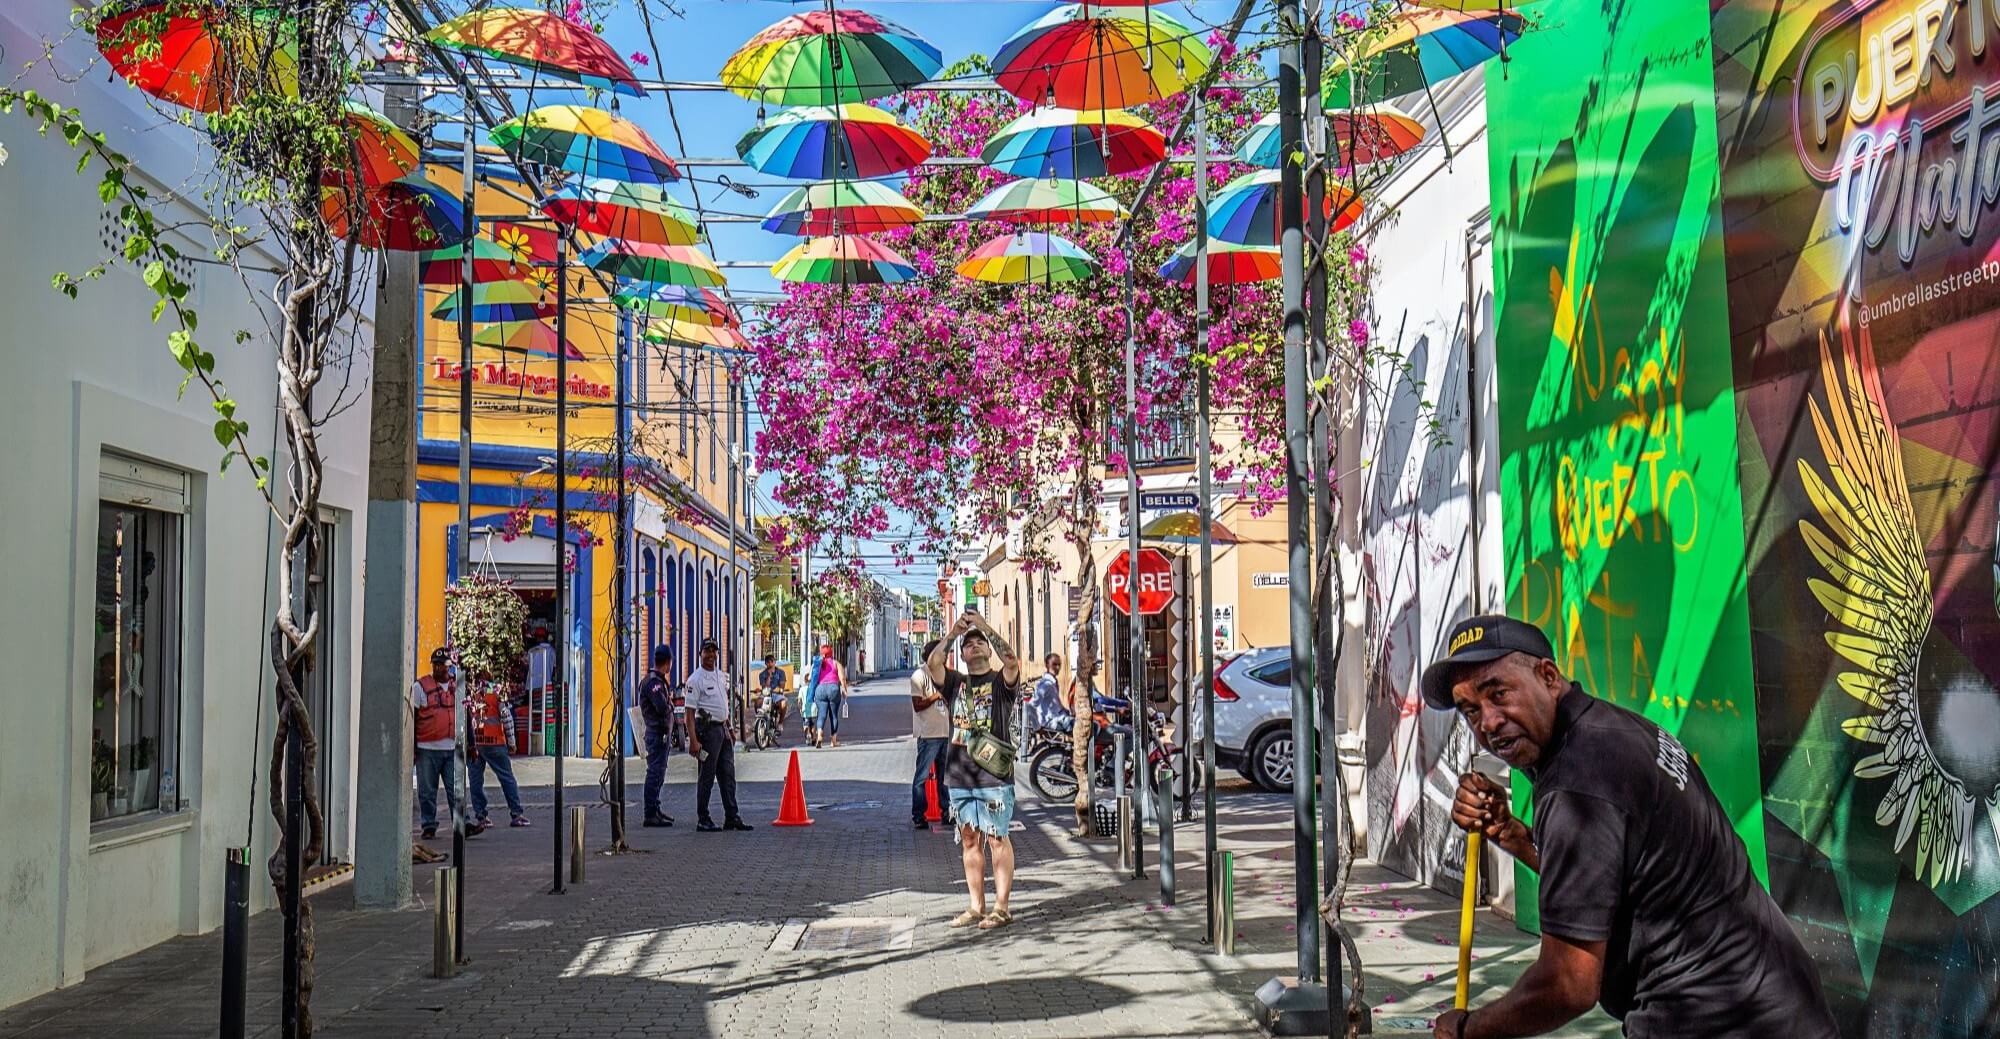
445, 574, 528, 683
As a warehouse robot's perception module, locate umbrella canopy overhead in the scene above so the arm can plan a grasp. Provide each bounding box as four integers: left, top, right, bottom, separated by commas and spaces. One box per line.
95, 0, 297, 114
721, 9, 942, 105
1324, 8, 1526, 106
1157, 239, 1281, 285
615, 285, 740, 328
981, 107, 1166, 179
1206, 169, 1361, 246
430, 279, 554, 322
425, 7, 646, 97
965, 178, 1127, 224
473, 320, 586, 360
541, 179, 702, 246
321, 174, 466, 252
761, 179, 925, 236
992, 5, 1212, 109
580, 240, 727, 288
323, 101, 421, 192
771, 235, 918, 284
736, 104, 932, 180
1233, 108, 1427, 168
957, 231, 1097, 284
1141, 511, 1238, 543
490, 105, 681, 185
644, 320, 751, 352
419, 238, 538, 286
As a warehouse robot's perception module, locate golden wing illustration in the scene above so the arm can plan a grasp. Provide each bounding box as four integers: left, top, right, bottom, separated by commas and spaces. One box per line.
1797, 326, 1979, 888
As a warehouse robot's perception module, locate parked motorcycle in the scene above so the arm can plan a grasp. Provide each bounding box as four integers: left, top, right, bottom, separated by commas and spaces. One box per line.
1027, 698, 1196, 804
751, 691, 786, 749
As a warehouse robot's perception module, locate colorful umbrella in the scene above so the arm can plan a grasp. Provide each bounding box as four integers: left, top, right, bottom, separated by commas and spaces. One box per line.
615, 285, 740, 328
541, 179, 701, 246
957, 231, 1097, 284
321, 174, 466, 252
1141, 511, 1238, 543
992, 5, 1213, 109
420, 239, 537, 285
425, 7, 645, 97
95, 1, 296, 114
474, 320, 586, 360
1323, 9, 1526, 106
771, 235, 917, 285
981, 108, 1166, 179
1233, 108, 1427, 168
761, 180, 925, 236
721, 10, 942, 105
1206, 169, 1361, 246
320, 101, 421, 193
490, 106, 680, 185
644, 320, 751, 352
1156, 239, 1281, 285
735, 104, 932, 180
430, 279, 553, 323
580, 241, 726, 288
965, 178, 1127, 224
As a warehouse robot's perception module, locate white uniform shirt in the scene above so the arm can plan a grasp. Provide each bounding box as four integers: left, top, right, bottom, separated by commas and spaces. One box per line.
685, 667, 731, 723
911, 670, 950, 739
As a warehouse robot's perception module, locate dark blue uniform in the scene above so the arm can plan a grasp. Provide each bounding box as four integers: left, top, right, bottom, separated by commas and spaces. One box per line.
638, 670, 673, 822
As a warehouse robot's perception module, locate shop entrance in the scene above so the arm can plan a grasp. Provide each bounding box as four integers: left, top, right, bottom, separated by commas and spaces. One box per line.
467, 529, 582, 756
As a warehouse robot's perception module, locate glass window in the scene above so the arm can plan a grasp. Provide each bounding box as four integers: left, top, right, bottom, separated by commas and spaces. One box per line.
91, 498, 183, 823
1248, 659, 1292, 687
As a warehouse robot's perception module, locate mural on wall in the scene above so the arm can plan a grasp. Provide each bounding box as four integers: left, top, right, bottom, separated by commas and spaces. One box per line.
1711, 0, 2000, 1030
1483, 0, 1766, 931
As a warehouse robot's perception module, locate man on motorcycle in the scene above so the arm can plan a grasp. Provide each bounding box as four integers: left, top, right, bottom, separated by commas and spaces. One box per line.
757, 654, 788, 731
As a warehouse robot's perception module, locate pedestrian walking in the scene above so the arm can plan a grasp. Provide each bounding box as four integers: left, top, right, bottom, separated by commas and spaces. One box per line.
466, 678, 528, 828
926, 610, 1021, 930
638, 644, 676, 828
1060, 656, 1100, 838
1031, 654, 1064, 733
1424, 615, 1835, 1039
909, 638, 949, 830
686, 639, 752, 832
806, 643, 849, 748
411, 647, 481, 840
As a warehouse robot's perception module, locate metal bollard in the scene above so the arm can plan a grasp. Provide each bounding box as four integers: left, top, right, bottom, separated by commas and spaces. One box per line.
1217, 850, 1235, 954
569, 806, 587, 884
1117, 795, 1135, 872
433, 868, 457, 978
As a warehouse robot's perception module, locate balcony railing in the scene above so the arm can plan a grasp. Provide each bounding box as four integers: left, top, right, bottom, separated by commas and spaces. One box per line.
1106, 411, 1198, 469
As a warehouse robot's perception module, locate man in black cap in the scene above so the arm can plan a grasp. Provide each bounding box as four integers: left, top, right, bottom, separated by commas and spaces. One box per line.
637, 644, 675, 828
1424, 614, 1834, 1039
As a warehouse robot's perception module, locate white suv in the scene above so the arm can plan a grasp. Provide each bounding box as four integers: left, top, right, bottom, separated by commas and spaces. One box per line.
1210, 647, 1295, 791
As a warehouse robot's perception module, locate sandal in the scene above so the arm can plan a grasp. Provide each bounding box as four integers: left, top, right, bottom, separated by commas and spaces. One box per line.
948, 908, 986, 928
978, 908, 1014, 930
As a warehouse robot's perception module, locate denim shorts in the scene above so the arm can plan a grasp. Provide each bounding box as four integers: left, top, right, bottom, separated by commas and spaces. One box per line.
947, 784, 1016, 838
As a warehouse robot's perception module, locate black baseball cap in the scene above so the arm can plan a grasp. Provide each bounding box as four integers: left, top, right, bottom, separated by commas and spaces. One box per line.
431, 647, 452, 665
1420, 615, 1555, 711
699, 638, 719, 653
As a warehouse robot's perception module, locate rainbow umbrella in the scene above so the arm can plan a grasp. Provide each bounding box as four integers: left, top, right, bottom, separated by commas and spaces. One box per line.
313, 102, 422, 192
490, 106, 680, 185
420, 239, 537, 285
965, 178, 1126, 224
580, 241, 726, 288
1157, 239, 1281, 285
321, 174, 466, 252
993, 5, 1212, 109
982, 108, 1166, 179
761, 180, 925, 236
735, 104, 932, 179
1324, 9, 1526, 106
957, 231, 1097, 284
474, 320, 586, 360
425, 7, 645, 97
615, 285, 740, 328
541, 179, 701, 246
771, 235, 917, 284
644, 320, 751, 352
721, 10, 942, 105
1233, 108, 1427, 168
430, 279, 553, 322
95, 1, 297, 114
1141, 511, 1237, 544
1207, 169, 1360, 246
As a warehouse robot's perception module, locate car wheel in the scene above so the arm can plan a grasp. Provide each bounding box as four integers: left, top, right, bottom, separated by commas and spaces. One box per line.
1248, 728, 1294, 792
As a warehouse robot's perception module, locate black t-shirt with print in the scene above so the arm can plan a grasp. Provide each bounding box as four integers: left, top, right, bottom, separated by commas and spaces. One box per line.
1525, 688, 1836, 1038
939, 668, 1017, 790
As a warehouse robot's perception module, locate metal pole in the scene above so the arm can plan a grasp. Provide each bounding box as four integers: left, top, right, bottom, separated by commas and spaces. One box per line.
1120, 265, 1145, 881
280, 721, 302, 1038
552, 236, 569, 895
450, 122, 476, 963
221, 848, 248, 1038
728, 372, 743, 737
451, 661, 467, 963
610, 309, 630, 849
1195, 94, 1221, 946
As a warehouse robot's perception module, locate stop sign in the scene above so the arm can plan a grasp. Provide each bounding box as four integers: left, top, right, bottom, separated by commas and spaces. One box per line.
1107, 548, 1174, 615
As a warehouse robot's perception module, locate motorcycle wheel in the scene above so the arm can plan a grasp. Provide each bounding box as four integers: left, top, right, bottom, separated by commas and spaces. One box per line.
1028, 744, 1079, 805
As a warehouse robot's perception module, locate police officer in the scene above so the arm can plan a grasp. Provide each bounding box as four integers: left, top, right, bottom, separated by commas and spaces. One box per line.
685, 639, 751, 832
638, 645, 675, 828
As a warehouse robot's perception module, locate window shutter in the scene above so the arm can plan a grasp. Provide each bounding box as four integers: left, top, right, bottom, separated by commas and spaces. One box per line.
100, 453, 189, 513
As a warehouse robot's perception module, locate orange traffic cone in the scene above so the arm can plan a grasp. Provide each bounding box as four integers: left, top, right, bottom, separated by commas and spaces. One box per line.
924, 772, 944, 824
773, 749, 814, 827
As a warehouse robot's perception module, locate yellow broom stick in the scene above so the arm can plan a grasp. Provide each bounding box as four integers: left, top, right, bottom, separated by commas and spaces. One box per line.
1455, 830, 1482, 1010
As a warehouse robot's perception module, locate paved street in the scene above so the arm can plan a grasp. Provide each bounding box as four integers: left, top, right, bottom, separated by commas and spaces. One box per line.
0, 672, 1604, 1038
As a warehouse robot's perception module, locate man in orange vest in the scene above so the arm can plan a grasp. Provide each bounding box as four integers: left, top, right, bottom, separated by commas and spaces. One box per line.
412, 647, 483, 840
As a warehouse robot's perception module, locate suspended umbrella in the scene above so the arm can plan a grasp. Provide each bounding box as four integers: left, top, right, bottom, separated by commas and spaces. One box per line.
490, 105, 681, 185
95, 0, 297, 114
1207, 169, 1361, 246
992, 5, 1213, 109
615, 285, 740, 328
541, 179, 702, 245
1157, 239, 1281, 285
1141, 511, 1238, 544
965, 178, 1126, 225
425, 7, 646, 97
580, 241, 727, 288
771, 235, 917, 285
1233, 108, 1427, 169
957, 231, 1097, 284
981, 108, 1166, 179
321, 174, 466, 252
736, 104, 932, 179
420, 239, 537, 285
430, 279, 553, 323
720, 9, 942, 105
1323, 8, 1527, 106
474, 320, 586, 360
644, 320, 752, 352
761, 180, 925, 236
310, 101, 423, 193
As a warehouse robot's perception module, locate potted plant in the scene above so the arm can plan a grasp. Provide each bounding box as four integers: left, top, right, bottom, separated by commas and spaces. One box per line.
91, 734, 114, 819
129, 736, 154, 808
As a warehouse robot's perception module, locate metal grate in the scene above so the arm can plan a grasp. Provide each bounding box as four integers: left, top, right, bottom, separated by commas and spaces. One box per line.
788, 917, 915, 953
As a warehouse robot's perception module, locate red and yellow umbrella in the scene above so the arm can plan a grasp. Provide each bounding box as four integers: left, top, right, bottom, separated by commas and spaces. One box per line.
992, 4, 1212, 109
425, 7, 646, 97
645, 320, 751, 352
321, 174, 466, 252
320, 101, 420, 193
541, 180, 702, 246
474, 320, 586, 360
95, 0, 297, 114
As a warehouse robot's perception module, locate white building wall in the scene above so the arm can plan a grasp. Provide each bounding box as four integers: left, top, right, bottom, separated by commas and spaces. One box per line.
0, 2, 375, 1008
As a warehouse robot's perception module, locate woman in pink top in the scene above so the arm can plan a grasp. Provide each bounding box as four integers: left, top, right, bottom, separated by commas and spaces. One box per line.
807, 643, 849, 747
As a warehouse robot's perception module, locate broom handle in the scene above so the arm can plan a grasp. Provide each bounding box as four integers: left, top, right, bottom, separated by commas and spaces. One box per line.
1455, 830, 1482, 1009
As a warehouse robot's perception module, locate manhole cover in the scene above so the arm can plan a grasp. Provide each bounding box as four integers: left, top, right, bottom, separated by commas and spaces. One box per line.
781, 917, 915, 952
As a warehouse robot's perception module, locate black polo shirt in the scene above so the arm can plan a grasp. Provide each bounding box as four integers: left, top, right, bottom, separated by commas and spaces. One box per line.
1525, 687, 1835, 1038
